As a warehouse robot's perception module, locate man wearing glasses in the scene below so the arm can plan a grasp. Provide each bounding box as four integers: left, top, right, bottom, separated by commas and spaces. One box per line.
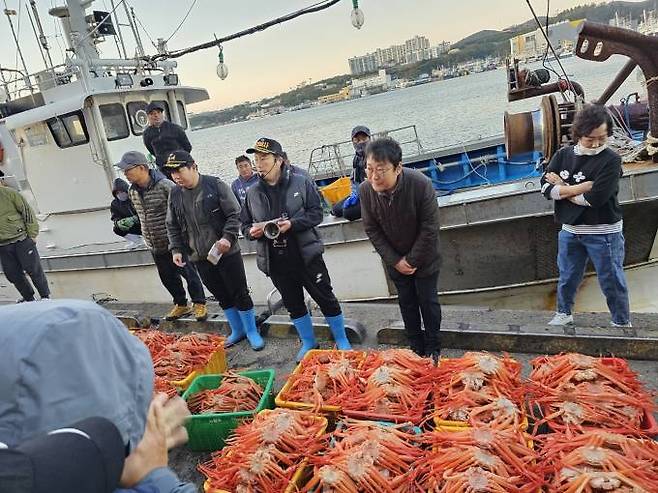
359, 137, 442, 360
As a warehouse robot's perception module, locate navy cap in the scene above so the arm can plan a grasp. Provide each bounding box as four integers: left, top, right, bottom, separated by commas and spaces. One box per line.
145, 101, 165, 113
0, 417, 125, 493
115, 151, 148, 170
163, 150, 195, 169
246, 137, 283, 156
351, 125, 371, 139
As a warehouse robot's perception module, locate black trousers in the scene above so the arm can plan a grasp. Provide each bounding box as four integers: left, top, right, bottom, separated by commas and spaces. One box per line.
388, 268, 441, 355
151, 252, 205, 306
0, 237, 50, 300
270, 255, 341, 320
195, 252, 253, 311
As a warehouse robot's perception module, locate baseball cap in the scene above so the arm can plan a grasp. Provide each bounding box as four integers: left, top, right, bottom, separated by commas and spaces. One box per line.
246, 137, 283, 156
351, 125, 371, 139
115, 151, 148, 170
163, 150, 195, 169
0, 417, 125, 493
145, 101, 165, 113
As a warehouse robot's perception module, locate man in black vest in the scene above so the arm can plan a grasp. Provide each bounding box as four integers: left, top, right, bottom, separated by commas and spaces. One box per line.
165, 150, 264, 351
142, 102, 192, 175
240, 138, 351, 362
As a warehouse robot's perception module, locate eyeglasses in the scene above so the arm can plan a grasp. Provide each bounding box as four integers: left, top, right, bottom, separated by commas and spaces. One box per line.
365, 166, 394, 178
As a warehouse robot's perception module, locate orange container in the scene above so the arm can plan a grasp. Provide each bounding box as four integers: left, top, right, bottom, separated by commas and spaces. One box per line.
203, 410, 328, 493
275, 349, 367, 414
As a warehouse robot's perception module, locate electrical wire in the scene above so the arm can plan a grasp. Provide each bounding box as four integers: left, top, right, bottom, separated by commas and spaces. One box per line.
525, 0, 577, 101
129, 4, 159, 50
146, 0, 342, 62
165, 0, 198, 44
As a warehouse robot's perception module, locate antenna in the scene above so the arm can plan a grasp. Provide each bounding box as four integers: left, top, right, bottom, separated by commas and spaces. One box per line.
122, 3, 144, 58
110, 0, 128, 59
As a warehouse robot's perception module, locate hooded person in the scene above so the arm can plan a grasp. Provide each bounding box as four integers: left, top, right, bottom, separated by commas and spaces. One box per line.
330, 125, 371, 221
0, 299, 195, 493
110, 178, 143, 249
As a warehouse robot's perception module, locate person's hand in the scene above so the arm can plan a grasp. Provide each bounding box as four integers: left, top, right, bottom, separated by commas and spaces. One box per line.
394, 257, 417, 275
119, 394, 169, 487
215, 238, 231, 254
545, 172, 566, 186
277, 219, 292, 234
158, 394, 190, 450
172, 253, 186, 267
249, 225, 264, 239
582, 181, 594, 192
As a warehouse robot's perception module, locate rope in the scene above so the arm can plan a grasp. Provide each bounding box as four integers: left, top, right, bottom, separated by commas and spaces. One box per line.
165, 0, 197, 44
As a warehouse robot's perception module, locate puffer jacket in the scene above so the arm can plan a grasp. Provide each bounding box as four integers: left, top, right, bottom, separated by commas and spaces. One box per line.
128, 170, 174, 253
240, 164, 324, 275
0, 185, 39, 246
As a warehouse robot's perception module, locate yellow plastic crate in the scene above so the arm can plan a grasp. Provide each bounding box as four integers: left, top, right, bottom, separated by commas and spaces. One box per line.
275, 349, 367, 414
319, 176, 352, 205
170, 348, 227, 390
434, 413, 529, 432
203, 411, 328, 493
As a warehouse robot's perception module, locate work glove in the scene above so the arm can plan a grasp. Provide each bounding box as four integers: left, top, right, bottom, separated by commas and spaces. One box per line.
117, 216, 138, 231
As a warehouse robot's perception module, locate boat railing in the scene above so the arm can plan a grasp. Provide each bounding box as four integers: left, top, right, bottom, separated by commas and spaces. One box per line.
307, 124, 424, 180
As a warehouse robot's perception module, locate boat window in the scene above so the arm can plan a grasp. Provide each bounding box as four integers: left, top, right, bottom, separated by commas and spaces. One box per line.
127, 100, 170, 136
99, 103, 129, 141
46, 111, 89, 148
177, 100, 187, 129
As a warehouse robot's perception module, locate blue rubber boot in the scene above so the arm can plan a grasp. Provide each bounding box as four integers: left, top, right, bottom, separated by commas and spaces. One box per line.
325, 313, 352, 351
292, 314, 318, 362
239, 308, 265, 351
224, 307, 246, 347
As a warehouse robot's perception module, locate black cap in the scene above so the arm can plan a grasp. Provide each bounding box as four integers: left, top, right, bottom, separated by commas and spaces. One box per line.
145, 101, 165, 113
163, 150, 195, 169
0, 417, 125, 493
351, 125, 371, 139
246, 137, 283, 156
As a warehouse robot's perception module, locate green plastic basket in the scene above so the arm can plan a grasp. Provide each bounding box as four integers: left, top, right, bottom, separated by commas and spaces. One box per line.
182, 369, 276, 451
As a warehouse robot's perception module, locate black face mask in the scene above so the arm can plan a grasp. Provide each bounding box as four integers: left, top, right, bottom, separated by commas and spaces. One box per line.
354, 141, 368, 156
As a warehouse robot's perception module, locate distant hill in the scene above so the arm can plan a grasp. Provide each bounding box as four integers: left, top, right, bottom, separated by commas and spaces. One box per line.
190, 0, 656, 129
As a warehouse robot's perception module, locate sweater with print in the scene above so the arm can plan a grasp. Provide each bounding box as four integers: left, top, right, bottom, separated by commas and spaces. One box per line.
540, 146, 623, 226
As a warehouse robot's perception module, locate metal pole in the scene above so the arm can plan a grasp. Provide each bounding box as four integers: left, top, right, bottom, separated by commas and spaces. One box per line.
596, 59, 638, 105
123, 4, 144, 57
110, 0, 128, 59
4, 5, 33, 92
25, 1, 50, 72
29, 0, 55, 69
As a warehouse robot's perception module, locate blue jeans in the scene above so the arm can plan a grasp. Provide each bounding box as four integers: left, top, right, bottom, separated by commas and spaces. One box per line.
556, 230, 630, 324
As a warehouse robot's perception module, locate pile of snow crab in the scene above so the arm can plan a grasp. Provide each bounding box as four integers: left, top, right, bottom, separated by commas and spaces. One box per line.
538, 430, 658, 492
187, 371, 264, 414
528, 353, 655, 434
199, 409, 327, 493
133, 329, 225, 383
342, 349, 434, 423
433, 352, 526, 429
412, 426, 542, 493
302, 419, 424, 493
276, 350, 365, 411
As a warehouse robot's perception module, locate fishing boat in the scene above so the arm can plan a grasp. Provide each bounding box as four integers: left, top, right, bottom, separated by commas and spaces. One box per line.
1, 0, 657, 314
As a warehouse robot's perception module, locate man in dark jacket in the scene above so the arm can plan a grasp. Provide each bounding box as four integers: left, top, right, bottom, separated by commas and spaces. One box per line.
230, 155, 258, 206
360, 137, 442, 359
116, 151, 206, 321
240, 138, 351, 361
165, 150, 264, 351
110, 178, 143, 249
142, 102, 192, 174
331, 125, 371, 221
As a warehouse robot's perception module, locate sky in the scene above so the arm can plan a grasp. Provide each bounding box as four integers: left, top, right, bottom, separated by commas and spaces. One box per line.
0, 0, 642, 112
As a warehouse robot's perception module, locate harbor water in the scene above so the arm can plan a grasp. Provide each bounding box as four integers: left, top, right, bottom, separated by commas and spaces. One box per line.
190, 55, 646, 181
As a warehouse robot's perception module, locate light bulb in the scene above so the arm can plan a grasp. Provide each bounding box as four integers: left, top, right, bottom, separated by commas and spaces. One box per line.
216, 62, 229, 80
351, 7, 364, 29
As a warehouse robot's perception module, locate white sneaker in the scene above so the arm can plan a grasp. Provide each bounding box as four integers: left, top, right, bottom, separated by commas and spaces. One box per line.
611, 321, 632, 328
548, 312, 574, 326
